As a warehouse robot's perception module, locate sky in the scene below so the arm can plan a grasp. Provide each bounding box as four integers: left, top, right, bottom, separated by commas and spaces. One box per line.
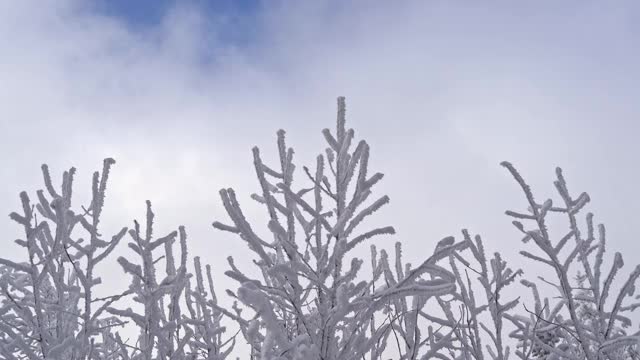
1, 0, 640, 355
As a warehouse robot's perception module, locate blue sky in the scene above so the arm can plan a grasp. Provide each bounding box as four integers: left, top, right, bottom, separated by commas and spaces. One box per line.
96, 0, 261, 28
93, 0, 264, 53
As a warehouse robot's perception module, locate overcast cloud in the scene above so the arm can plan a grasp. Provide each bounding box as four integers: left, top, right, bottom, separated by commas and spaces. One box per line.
1, 0, 639, 354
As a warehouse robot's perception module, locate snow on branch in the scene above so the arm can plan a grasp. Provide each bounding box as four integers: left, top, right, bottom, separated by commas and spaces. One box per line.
1, 98, 638, 360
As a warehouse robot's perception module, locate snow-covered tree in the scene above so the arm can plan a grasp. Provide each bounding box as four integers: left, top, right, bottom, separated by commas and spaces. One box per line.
501, 163, 640, 360
1, 97, 638, 360
0, 160, 233, 359
0, 159, 129, 359
106, 201, 235, 360
212, 97, 474, 359
211, 97, 640, 360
